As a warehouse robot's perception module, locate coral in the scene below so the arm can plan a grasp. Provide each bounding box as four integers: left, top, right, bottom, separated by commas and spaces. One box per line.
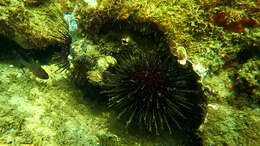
102, 49, 207, 135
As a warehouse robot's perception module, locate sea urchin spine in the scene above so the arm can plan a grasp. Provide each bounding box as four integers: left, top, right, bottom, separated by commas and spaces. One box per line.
102, 50, 206, 135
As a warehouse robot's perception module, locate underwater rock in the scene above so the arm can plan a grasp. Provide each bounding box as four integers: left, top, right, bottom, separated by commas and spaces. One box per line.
74, 0, 200, 58
199, 103, 260, 145
69, 0, 206, 85
0, 0, 70, 50
8, 0, 255, 144
65, 0, 209, 136
69, 38, 117, 84
235, 58, 260, 103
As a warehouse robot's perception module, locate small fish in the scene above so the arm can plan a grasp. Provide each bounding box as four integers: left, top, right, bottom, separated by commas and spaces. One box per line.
16, 52, 49, 80
19, 58, 49, 79
0, 35, 49, 79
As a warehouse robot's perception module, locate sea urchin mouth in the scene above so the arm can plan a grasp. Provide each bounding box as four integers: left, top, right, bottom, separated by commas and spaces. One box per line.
102, 50, 206, 135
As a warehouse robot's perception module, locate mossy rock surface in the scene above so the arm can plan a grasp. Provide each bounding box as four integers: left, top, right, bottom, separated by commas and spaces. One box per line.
0, 0, 260, 145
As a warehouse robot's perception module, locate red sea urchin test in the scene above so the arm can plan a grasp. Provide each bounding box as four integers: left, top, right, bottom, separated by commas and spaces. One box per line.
102, 50, 207, 135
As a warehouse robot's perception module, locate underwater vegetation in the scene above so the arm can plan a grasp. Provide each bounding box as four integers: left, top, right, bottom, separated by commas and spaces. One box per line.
0, 0, 66, 49
69, 0, 260, 144
0, 0, 260, 145
102, 48, 207, 135
58, 0, 209, 137
210, 9, 259, 33
0, 0, 73, 77
235, 57, 260, 104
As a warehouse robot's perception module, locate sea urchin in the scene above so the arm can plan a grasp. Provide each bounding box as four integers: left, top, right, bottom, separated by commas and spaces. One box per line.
102, 49, 206, 134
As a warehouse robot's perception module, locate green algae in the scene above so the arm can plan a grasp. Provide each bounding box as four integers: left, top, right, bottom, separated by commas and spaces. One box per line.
236, 57, 260, 103
0, 0, 72, 50
0, 0, 259, 145
200, 103, 260, 145
67, 0, 260, 144
0, 63, 104, 145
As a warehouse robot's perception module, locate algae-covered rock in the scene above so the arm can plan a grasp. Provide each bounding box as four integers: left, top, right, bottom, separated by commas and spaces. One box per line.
74, 0, 206, 56
68, 0, 260, 144
70, 0, 209, 83
0, 0, 71, 50
67, 0, 207, 143
199, 103, 260, 145
0, 0, 260, 145
236, 58, 260, 102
